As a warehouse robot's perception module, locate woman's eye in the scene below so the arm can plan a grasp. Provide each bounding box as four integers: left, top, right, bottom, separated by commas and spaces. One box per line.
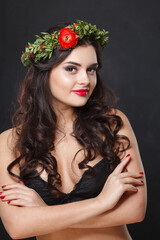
87, 68, 97, 73
65, 66, 77, 72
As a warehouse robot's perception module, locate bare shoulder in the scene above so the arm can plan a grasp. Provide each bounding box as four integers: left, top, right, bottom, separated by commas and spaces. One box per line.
0, 128, 18, 160
109, 108, 130, 123
0, 127, 16, 143
0, 128, 13, 142
109, 108, 135, 137
0, 128, 20, 177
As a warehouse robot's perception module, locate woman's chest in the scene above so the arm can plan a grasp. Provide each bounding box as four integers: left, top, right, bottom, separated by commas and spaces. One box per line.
38, 134, 103, 194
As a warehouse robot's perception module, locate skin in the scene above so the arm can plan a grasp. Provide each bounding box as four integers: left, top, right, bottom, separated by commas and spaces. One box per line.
0, 45, 147, 239
48, 44, 98, 129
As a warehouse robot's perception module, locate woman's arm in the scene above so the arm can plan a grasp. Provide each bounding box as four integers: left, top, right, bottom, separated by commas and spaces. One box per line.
0, 129, 105, 239
0, 114, 146, 238
69, 190, 146, 228
69, 110, 147, 228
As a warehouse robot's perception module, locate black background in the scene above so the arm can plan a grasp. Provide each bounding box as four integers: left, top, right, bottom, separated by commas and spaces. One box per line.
0, 0, 159, 239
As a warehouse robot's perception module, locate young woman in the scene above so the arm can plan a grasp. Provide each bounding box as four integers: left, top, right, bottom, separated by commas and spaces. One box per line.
0, 20, 147, 240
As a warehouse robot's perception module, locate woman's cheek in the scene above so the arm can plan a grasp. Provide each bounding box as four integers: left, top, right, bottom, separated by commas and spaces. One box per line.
92, 77, 97, 89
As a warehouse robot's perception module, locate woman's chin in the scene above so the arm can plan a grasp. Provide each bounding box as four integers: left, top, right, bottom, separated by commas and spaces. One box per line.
71, 101, 89, 107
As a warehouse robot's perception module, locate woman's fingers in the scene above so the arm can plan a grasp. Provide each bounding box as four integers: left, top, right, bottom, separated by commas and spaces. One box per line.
7, 199, 29, 207
2, 183, 30, 192
1, 183, 32, 204
1, 185, 32, 200
97, 154, 145, 210
0, 192, 35, 207
121, 176, 144, 186
122, 184, 138, 193
0, 182, 47, 207
0, 190, 31, 202
7, 198, 37, 207
120, 171, 144, 179
111, 154, 131, 175
111, 154, 144, 177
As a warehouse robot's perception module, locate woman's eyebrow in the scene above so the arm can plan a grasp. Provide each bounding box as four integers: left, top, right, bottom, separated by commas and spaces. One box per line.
64, 61, 99, 67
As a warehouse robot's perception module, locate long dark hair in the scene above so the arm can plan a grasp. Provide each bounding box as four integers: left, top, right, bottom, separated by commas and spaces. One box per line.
8, 22, 130, 199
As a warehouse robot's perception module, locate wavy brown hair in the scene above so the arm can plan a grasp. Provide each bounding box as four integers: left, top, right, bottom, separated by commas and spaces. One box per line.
8, 22, 130, 199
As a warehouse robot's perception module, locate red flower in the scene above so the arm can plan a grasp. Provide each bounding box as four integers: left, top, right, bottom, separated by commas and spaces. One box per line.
40, 43, 45, 52
28, 52, 34, 58
74, 24, 77, 28
58, 27, 79, 49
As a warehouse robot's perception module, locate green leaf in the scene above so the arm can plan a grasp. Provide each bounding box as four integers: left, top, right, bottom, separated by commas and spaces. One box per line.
49, 51, 52, 59
33, 48, 37, 54
22, 19, 109, 68
41, 32, 49, 35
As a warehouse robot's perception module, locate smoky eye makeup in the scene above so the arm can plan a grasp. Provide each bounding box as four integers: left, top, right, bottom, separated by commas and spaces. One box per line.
87, 66, 99, 72
65, 65, 77, 72
64, 63, 99, 73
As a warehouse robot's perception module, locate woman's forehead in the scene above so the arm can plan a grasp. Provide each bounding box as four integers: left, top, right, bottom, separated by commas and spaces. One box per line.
62, 45, 98, 65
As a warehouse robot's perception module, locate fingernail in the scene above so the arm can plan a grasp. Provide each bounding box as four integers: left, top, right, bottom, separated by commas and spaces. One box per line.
140, 180, 144, 183
0, 192, 3, 195
8, 201, 11, 204
126, 154, 130, 158
2, 185, 6, 188
139, 172, 144, 175
0, 196, 5, 199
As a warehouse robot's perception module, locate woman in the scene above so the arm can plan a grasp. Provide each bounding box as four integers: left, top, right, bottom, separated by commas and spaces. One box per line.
0, 20, 147, 239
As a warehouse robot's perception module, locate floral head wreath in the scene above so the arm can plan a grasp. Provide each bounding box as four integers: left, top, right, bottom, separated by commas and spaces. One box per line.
21, 19, 109, 67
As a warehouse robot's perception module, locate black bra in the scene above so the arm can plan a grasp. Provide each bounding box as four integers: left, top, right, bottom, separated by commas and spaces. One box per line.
24, 158, 110, 206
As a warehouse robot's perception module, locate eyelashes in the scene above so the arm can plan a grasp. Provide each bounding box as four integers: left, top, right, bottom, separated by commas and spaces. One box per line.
65, 65, 98, 73
65, 66, 76, 72
88, 67, 98, 73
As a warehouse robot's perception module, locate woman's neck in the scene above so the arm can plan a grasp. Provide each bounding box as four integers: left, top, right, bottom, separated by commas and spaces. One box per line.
54, 107, 77, 132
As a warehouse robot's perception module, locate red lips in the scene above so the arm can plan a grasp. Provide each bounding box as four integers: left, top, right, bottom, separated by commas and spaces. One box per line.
72, 89, 89, 96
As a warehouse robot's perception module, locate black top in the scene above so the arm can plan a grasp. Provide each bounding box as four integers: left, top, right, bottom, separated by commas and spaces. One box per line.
24, 158, 110, 206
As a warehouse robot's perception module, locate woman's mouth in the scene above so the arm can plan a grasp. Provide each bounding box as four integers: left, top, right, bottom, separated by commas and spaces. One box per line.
72, 89, 89, 96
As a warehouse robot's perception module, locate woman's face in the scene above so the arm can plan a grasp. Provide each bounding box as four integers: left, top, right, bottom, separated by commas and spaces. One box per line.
48, 44, 98, 109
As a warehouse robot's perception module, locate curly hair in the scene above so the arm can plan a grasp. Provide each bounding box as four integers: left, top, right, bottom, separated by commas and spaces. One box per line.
8, 22, 130, 199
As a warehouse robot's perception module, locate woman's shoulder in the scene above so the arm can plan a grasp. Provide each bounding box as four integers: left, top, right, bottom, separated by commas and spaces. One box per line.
0, 128, 18, 162
108, 108, 131, 127
0, 128, 20, 186
108, 108, 129, 120
0, 128, 14, 138
0, 127, 17, 145
108, 108, 136, 143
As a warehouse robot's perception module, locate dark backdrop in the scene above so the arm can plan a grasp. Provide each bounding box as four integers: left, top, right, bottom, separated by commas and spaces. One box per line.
0, 0, 159, 239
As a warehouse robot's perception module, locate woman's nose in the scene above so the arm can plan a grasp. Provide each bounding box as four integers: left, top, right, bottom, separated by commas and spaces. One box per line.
78, 71, 90, 85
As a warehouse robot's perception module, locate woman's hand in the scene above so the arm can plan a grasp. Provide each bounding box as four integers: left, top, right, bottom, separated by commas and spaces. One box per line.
0, 181, 47, 207
96, 154, 144, 210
